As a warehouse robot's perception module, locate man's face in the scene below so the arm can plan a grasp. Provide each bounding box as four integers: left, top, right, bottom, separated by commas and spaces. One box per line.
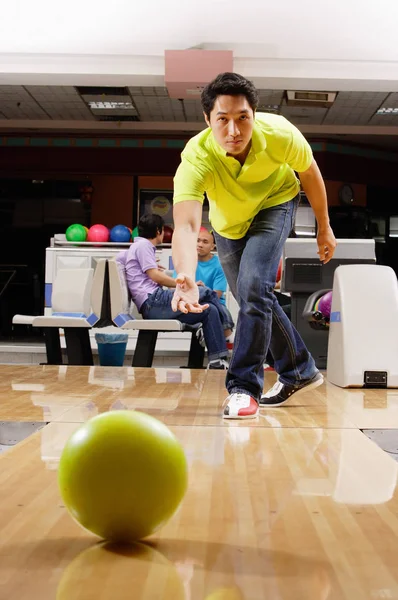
157, 228, 164, 244
205, 94, 254, 159
197, 230, 214, 258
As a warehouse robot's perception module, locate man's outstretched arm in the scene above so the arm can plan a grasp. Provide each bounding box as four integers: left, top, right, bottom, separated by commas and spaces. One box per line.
172, 200, 208, 313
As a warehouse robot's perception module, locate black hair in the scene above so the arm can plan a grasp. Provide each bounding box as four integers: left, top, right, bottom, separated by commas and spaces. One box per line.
201, 72, 259, 119
138, 213, 164, 239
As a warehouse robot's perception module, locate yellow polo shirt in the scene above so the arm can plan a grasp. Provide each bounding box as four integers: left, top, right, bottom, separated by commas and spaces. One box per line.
173, 112, 313, 239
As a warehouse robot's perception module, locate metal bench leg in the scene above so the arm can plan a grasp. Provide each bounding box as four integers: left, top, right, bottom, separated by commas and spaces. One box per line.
187, 332, 205, 368
132, 330, 158, 367
64, 328, 93, 366
43, 328, 63, 365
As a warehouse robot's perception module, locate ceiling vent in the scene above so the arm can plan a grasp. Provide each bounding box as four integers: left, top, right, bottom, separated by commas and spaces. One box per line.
76, 87, 138, 118
286, 90, 337, 108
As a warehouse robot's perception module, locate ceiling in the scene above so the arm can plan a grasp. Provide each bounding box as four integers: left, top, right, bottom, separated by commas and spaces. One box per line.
1, 85, 398, 151
1, 85, 398, 125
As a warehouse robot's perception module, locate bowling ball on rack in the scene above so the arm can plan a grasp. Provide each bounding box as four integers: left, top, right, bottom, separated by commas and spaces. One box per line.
87, 224, 110, 243
109, 224, 131, 243
65, 224, 87, 242
317, 291, 333, 319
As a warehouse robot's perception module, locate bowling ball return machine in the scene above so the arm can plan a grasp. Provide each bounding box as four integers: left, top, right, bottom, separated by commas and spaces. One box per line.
281, 239, 376, 370
326, 263, 398, 388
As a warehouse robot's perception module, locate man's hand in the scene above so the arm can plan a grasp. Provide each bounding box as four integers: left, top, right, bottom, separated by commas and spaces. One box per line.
171, 273, 209, 314
156, 258, 165, 271
196, 280, 204, 286
317, 224, 337, 264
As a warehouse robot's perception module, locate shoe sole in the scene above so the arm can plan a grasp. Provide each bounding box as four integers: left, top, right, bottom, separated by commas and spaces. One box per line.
223, 409, 259, 420
259, 374, 324, 408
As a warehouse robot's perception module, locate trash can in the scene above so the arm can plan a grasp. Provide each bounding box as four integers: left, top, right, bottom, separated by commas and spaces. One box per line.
95, 332, 128, 367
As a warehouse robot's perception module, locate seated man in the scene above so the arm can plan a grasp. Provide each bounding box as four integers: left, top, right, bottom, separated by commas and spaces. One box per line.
173, 226, 234, 341
195, 227, 235, 340
117, 214, 229, 369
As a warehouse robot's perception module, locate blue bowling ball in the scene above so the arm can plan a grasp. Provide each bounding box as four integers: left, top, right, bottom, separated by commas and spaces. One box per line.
110, 224, 132, 243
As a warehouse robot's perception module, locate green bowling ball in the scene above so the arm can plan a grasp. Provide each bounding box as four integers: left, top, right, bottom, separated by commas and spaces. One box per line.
65, 223, 87, 242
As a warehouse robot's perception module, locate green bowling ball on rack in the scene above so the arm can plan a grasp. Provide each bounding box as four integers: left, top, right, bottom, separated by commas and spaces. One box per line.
65, 224, 87, 243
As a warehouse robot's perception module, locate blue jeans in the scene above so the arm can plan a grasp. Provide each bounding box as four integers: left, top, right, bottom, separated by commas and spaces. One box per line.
213, 197, 317, 401
141, 287, 228, 362
217, 303, 234, 332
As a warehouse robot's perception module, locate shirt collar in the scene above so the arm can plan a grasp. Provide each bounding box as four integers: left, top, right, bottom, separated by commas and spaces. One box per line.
134, 236, 155, 250
251, 119, 267, 153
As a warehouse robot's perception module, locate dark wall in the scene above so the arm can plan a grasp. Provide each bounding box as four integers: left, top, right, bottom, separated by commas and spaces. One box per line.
322, 152, 398, 188
1, 144, 397, 190
0, 147, 182, 176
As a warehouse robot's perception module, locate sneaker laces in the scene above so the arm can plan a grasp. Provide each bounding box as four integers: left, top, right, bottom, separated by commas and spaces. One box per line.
266, 381, 283, 397
229, 392, 251, 406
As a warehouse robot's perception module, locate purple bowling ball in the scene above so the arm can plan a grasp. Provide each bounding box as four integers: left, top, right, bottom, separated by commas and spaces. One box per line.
318, 291, 333, 319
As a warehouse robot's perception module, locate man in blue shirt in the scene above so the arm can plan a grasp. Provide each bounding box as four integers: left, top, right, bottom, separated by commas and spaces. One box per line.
117, 214, 229, 369
173, 227, 234, 339
195, 228, 234, 340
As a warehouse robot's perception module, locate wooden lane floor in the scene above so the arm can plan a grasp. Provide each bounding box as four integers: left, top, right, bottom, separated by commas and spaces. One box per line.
1, 421, 398, 599
3, 364, 398, 431
0, 365, 109, 422
4, 364, 398, 429
0, 365, 368, 428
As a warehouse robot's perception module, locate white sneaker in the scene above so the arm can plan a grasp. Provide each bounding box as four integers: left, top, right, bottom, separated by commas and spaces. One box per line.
223, 393, 259, 419
260, 372, 324, 407
207, 359, 229, 370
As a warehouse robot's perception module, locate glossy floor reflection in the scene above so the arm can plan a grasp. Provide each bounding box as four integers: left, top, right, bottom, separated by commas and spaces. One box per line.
1, 365, 398, 599
1, 424, 398, 599
0, 365, 364, 428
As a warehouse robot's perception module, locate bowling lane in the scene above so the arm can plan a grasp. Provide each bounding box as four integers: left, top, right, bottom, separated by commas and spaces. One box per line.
0, 365, 111, 422
0, 422, 398, 599
5, 365, 398, 430
57, 366, 357, 429
320, 384, 398, 429
0, 365, 358, 429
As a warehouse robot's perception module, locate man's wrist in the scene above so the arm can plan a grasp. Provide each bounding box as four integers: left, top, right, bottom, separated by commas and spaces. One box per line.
317, 218, 331, 232
177, 271, 195, 281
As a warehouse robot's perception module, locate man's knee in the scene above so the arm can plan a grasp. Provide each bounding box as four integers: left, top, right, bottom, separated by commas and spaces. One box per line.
237, 273, 275, 306
199, 286, 218, 303
237, 271, 263, 298
202, 303, 222, 325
